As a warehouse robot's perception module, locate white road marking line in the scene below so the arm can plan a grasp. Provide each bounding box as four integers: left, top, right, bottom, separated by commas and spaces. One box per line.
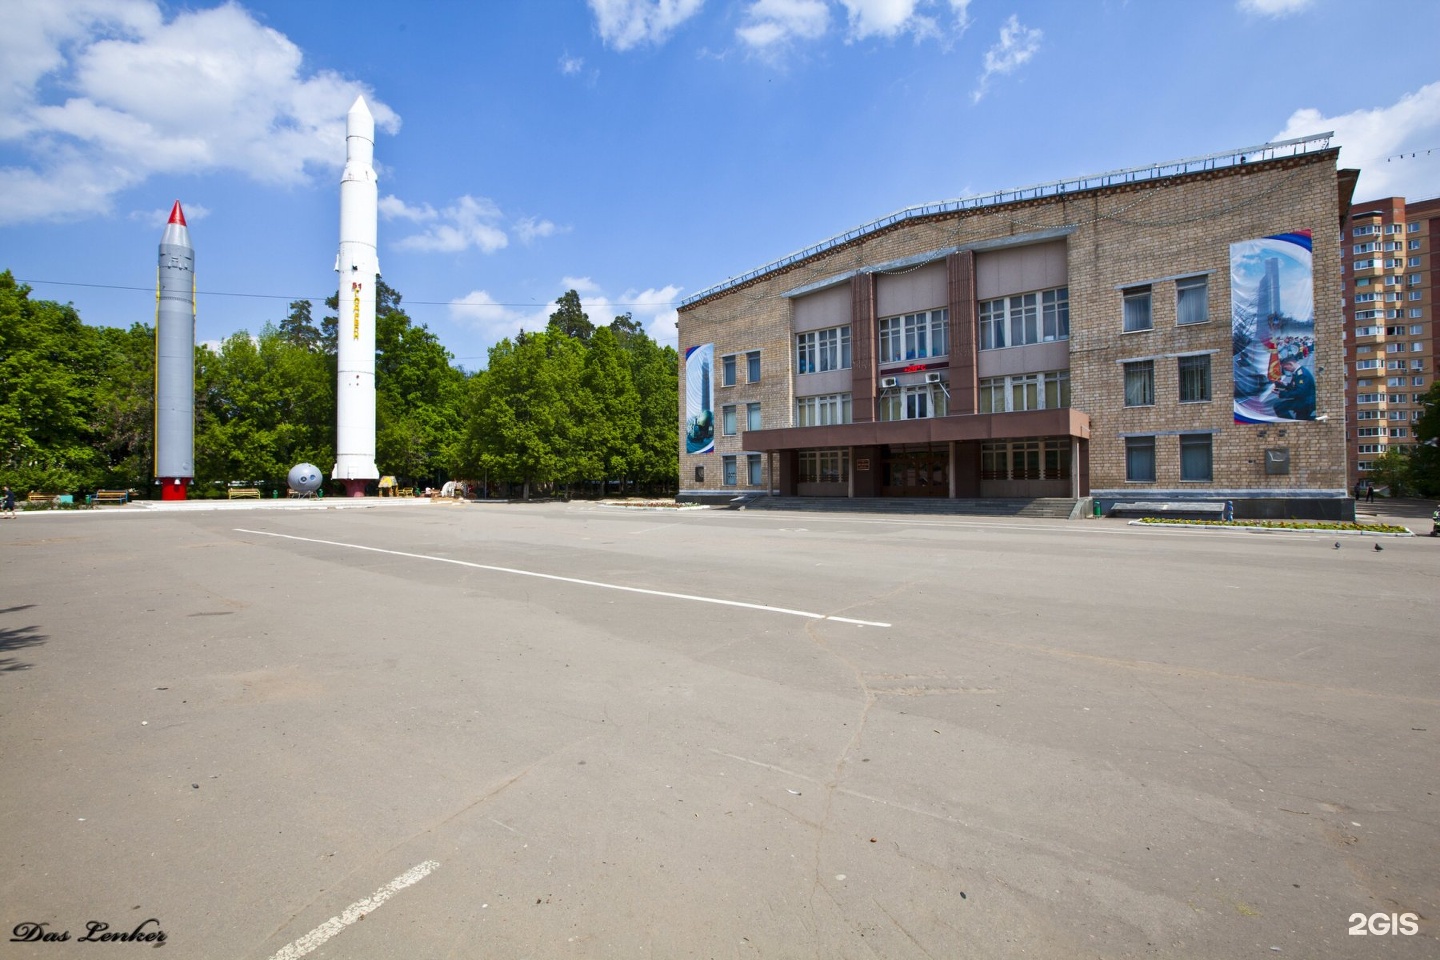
268, 860, 440, 960
235, 528, 891, 627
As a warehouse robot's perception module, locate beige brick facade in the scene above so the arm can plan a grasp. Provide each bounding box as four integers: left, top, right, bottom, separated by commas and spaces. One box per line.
678, 142, 1352, 516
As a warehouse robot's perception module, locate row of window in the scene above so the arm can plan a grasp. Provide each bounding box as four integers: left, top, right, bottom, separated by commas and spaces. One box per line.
1353, 222, 1421, 236
1356, 359, 1428, 371
1352, 240, 1422, 254
1356, 376, 1427, 387
1355, 273, 1423, 287
1125, 434, 1213, 483
1123, 355, 1211, 407
879, 383, 949, 421
1352, 258, 1414, 270
720, 453, 765, 486
977, 371, 1071, 413
1120, 275, 1208, 333
720, 402, 762, 436
1356, 393, 1426, 404
980, 439, 1072, 481
720, 350, 763, 387
979, 287, 1070, 349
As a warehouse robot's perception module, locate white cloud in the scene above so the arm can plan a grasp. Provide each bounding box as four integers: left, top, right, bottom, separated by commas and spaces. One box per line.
1275, 81, 1440, 201
379, 195, 438, 223
559, 53, 585, 75
448, 290, 552, 353
737, 0, 968, 52
737, 0, 830, 51
516, 216, 561, 244
563, 276, 605, 295
0, 0, 399, 225
971, 14, 1041, 104
1237, 0, 1314, 17
588, 0, 705, 51
393, 195, 509, 254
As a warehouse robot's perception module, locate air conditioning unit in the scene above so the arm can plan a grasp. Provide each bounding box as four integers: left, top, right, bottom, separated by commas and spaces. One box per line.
924, 372, 943, 383
879, 377, 898, 389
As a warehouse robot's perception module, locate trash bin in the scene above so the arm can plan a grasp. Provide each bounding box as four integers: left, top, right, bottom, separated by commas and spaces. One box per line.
1093, 499, 1102, 518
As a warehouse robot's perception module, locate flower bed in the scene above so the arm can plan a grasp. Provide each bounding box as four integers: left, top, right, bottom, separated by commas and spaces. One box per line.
1137, 517, 1410, 534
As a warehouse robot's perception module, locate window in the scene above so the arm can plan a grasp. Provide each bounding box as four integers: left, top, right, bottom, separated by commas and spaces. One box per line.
1410, 325, 1425, 335
722, 455, 737, 486
746, 351, 761, 383
1390, 427, 1408, 438
1180, 434, 1213, 482
1414, 342, 1426, 352
1409, 239, 1422, 250
721, 404, 737, 436
978, 287, 1068, 349
1410, 309, 1425, 318
1178, 354, 1211, 403
1123, 286, 1152, 332
1414, 377, 1426, 386
878, 309, 948, 363
981, 440, 1071, 481
796, 326, 851, 374
1354, 292, 1377, 303
1126, 436, 1156, 482
1411, 291, 1424, 300
1356, 359, 1380, 370
1410, 274, 1423, 285
1353, 225, 1379, 237
747, 453, 762, 486
722, 354, 737, 387
1409, 222, 1421, 233
795, 393, 852, 426
746, 402, 761, 432
1124, 360, 1155, 406
1409, 257, 1422, 267
878, 381, 948, 421
977, 370, 1070, 412
798, 449, 849, 484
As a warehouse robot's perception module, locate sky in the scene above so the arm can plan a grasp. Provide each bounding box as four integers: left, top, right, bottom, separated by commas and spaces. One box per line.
3, 0, 1439, 371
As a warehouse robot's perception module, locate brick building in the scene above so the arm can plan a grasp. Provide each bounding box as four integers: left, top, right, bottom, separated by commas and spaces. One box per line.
1342, 195, 1437, 489
677, 135, 1357, 519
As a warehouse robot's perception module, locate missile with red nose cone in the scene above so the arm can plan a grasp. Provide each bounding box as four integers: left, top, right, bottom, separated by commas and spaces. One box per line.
333, 95, 381, 496
154, 200, 195, 501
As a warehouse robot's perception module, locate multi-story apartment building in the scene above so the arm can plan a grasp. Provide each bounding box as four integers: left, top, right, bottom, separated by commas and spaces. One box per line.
677, 135, 1358, 519
1342, 195, 1437, 488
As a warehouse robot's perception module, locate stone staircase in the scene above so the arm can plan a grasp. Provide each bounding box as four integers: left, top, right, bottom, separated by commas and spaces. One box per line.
737, 496, 1081, 519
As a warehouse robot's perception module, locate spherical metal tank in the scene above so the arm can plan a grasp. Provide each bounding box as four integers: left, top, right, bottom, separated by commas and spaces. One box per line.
288, 463, 324, 493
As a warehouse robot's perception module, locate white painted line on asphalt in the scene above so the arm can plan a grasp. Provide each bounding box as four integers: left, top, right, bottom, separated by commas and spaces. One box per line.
267, 860, 440, 960
235, 528, 892, 628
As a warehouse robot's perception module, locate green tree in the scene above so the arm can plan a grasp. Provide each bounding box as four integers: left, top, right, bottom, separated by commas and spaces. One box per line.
463, 330, 586, 498
1367, 447, 1413, 498
375, 298, 465, 483
91, 323, 157, 489
547, 289, 594, 343
579, 326, 641, 491
0, 272, 108, 493
1410, 382, 1440, 497
279, 299, 323, 351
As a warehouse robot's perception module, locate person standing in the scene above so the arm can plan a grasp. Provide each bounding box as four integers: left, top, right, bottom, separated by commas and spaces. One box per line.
2, 485, 15, 519
1366, 482, 1375, 503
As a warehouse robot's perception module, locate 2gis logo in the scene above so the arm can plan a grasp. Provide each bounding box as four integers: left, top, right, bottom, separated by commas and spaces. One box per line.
1348, 912, 1419, 936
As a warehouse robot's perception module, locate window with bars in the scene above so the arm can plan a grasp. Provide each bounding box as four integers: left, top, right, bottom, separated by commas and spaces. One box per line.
1178, 354, 1211, 403
798, 449, 850, 484
1176, 276, 1208, 325
980, 439, 1071, 481
1124, 360, 1155, 406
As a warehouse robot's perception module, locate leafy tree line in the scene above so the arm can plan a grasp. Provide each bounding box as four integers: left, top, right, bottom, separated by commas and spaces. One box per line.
1, 272, 677, 498
1368, 381, 1440, 498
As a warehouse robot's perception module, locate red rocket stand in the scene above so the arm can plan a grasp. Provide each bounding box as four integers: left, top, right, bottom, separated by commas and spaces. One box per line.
159, 477, 190, 501
339, 480, 368, 498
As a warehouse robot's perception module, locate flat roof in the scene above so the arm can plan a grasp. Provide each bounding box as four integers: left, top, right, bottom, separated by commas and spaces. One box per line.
680, 132, 1335, 309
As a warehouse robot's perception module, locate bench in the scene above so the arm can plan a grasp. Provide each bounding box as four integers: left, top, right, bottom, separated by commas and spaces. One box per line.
1110, 500, 1227, 520
92, 490, 129, 505
27, 493, 59, 506
227, 487, 262, 500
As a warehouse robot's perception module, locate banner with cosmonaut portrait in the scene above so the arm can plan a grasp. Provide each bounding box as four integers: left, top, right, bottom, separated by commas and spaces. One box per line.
1231, 231, 1316, 424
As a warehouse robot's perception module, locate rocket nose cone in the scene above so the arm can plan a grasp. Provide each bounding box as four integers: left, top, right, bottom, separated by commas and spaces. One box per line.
168, 200, 186, 226
346, 95, 375, 140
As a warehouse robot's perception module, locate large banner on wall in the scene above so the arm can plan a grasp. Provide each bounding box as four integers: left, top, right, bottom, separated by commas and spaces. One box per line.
684, 343, 715, 454
1231, 231, 1316, 424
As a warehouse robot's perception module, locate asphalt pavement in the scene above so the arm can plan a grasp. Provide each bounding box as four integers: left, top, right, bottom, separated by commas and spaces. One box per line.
1, 499, 1437, 958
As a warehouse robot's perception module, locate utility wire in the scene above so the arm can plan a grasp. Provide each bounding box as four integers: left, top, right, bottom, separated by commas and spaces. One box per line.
12, 277, 683, 308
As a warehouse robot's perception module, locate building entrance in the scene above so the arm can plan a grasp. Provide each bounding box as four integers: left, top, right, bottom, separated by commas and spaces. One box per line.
880, 444, 948, 497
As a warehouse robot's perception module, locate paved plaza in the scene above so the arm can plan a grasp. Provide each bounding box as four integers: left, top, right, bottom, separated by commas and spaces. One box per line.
2, 500, 1437, 958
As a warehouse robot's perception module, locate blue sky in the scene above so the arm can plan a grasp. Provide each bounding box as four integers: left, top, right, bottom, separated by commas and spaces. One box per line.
3, 0, 1439, 370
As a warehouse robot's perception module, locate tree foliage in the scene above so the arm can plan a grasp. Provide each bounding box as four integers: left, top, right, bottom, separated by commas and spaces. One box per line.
460, 293, 678, 496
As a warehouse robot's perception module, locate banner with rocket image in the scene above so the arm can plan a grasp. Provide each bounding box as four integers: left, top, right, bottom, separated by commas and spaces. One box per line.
684, 343, 715, 455
1231, 231, 1316, 424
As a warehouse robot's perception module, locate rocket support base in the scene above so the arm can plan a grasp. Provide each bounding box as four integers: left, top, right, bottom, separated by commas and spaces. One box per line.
158, 478, 191, 501
340, 479, 369, 498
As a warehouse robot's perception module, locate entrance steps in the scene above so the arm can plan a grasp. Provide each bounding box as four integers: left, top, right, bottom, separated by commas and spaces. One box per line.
739, 497, 1080, 519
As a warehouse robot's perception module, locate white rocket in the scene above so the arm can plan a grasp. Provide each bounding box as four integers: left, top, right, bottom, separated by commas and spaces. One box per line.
333, 95, 381, 496
154, 200, 195, 500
